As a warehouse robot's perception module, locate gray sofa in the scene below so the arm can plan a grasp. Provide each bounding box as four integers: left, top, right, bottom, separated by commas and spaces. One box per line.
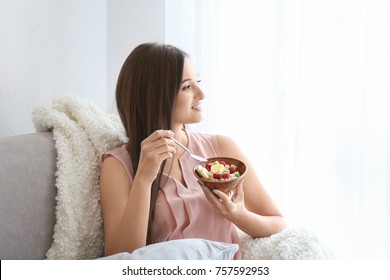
0, 132, 57, 259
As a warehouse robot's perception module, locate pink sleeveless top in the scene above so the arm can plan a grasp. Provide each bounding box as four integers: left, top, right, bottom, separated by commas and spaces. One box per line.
102, 131, 241, 258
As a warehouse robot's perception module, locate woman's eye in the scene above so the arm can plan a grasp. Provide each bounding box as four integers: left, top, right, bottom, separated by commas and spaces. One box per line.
182, 85, 191, 91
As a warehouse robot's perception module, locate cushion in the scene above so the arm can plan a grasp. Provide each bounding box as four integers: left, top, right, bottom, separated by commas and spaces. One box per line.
99, 239, 239, 260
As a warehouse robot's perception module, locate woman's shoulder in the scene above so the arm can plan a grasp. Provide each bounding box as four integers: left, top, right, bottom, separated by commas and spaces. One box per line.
214, 134, 245, 160
101, 143, 134, 182
192, 132, 241, 159
215, 134, 236, 147
188, 131, 239, 158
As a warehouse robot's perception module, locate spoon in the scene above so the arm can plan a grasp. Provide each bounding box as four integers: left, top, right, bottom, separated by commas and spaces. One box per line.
170, 137, 208, 162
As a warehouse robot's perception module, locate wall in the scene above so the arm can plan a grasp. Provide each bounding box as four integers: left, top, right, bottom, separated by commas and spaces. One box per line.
106, 0, 166, 113
0, 0, 106, 137
0, 0, 166, 137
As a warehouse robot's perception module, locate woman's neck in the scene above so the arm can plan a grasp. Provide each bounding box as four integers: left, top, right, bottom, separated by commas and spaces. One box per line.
172, 125, 187, 147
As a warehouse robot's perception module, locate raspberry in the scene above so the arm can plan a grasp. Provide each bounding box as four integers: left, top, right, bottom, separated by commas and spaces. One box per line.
229, 167, 236, 173
213, 173, 221, 179
219, 161, 226, 166
222, 173, 229, 179
205, 163, 212, 171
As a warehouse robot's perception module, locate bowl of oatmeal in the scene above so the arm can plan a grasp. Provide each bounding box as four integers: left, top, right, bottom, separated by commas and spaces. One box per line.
193, 157, 247, 194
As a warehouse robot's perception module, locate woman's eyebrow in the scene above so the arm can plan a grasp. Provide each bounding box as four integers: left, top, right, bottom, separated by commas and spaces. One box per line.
181, 78, 192, 84
181, 74, 200, 84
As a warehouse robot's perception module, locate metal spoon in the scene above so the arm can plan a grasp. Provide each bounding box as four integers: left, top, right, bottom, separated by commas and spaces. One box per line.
170, 137, 208, 162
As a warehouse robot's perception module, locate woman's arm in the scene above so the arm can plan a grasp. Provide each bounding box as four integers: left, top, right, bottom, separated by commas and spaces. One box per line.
99, 130, 176, 256
99, 157, 153, 256
202, 134, 287, 238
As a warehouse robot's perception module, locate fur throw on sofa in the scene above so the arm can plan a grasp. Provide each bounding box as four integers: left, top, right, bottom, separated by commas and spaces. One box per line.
238, 227, 334, 260
32, 95, 127, 259
32, 95, 334, 260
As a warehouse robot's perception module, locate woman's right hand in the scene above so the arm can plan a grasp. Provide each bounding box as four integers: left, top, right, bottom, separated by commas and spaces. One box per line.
136, 130, 177, 183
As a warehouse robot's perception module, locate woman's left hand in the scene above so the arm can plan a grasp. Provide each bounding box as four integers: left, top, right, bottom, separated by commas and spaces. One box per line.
199, 181, 246, 222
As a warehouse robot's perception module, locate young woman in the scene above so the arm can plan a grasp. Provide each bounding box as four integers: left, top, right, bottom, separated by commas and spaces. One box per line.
99, 42, 287, 258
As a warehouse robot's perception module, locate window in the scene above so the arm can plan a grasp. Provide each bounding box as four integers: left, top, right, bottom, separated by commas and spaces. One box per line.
166, 0, 390, 259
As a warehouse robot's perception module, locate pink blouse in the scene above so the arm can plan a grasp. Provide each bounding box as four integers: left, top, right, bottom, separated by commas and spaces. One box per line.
102, 130, 240, 258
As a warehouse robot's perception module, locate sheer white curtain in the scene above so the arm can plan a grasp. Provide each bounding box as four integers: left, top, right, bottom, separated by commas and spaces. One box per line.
166, 0, 390, 259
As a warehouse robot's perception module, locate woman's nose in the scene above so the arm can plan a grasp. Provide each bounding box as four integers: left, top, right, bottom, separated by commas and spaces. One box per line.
196, 84, 205, 100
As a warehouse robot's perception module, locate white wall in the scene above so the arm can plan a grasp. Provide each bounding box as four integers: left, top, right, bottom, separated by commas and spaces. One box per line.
106, 0, 166, 113
0, 0, 106, 137
0, 0, 166, 137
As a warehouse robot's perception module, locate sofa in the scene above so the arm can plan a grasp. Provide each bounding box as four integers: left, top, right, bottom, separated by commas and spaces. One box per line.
0, 132, 57, 259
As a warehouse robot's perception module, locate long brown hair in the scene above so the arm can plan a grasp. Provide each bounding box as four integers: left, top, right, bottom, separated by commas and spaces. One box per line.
115, 42, 187, 244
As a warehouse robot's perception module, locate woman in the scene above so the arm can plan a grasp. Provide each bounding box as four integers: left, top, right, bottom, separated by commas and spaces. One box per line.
99, 42, 287, 258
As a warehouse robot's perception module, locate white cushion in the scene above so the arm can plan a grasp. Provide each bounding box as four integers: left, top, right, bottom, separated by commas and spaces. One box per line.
100, 239, 238, 260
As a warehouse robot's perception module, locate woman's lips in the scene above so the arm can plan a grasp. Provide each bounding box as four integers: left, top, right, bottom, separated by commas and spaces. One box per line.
191, 103, 202, 110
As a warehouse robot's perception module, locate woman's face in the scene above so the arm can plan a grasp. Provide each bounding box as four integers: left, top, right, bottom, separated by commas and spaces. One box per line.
172, 58, 205, 126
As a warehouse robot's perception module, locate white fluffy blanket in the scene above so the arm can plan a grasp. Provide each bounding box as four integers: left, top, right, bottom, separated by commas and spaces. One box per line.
32, 95, 127, 259
238, 228, 334, 260
32, 95, 334, 260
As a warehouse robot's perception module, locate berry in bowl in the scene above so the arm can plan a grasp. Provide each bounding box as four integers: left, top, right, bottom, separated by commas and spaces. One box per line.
193, 157, 247, 195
